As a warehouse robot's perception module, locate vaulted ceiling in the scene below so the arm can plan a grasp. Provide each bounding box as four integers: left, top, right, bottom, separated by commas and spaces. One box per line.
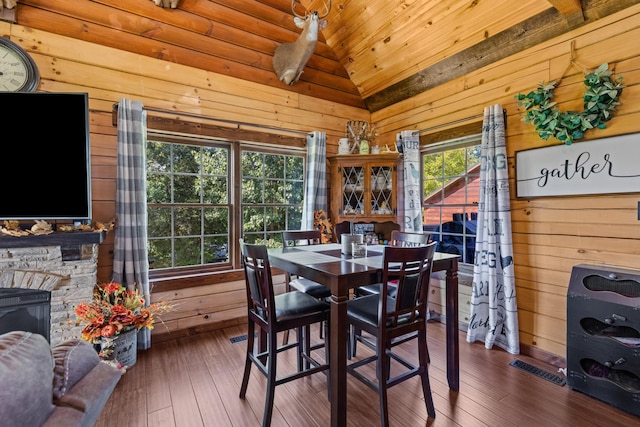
9, 0, 639, 111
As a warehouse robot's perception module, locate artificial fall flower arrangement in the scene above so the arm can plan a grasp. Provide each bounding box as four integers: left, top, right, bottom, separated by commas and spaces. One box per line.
74, 282, 174, 345
313, 209, 334, 243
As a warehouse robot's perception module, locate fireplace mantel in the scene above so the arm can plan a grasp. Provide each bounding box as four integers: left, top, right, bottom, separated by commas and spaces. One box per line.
0, 231, 106, 345
0, 231, 106, 260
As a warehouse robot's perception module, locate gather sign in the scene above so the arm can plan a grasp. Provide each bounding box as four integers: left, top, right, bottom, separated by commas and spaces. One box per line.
515, 133, 640, 198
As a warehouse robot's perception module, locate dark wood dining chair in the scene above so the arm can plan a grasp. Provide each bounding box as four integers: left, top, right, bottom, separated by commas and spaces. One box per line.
281, 230, 332, 345
391, 229, 433, 246
356, 230, 432, 297
346, 242, 438, 426
238, 239, 330, 427
351, 230, 433, 356
282, 230, 332, 298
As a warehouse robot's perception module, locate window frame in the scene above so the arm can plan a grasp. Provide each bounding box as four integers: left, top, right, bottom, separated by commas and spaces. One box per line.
239, 146, 306, 247
146, 131, 306, 281
421, 134, 482, 266
146, 133, 234, 278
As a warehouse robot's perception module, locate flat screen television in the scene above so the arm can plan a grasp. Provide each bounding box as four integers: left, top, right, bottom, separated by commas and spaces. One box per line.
0, 92, 91, 223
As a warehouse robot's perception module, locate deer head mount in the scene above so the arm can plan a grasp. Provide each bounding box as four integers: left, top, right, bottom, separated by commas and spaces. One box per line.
0, 0, 17, 12
150, 0, 180, 8
273, 0, 332, 85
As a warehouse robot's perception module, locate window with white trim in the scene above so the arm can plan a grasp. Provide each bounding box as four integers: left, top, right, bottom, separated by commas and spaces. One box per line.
145, 136, 305, 275
240, 150, 304, 246
422, 134, 482, 265
146, 138, 231, 270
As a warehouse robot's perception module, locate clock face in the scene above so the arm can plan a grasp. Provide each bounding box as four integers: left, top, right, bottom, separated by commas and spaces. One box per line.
0, 37, 40, 92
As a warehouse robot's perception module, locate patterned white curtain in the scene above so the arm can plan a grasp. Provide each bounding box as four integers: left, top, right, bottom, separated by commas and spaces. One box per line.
301, 131, 327, 230
466, 104, 519, 354
400, 130, 422, 232
112, 98, 151, 350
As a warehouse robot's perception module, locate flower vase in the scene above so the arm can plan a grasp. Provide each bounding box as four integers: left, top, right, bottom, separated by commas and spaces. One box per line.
112, 329, 137, 367
341, 233, 363, 255
359, 139, 369, 154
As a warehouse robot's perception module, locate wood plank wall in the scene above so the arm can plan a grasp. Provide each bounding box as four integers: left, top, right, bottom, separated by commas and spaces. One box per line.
0, 20, 367, 342
2, 4, 639, 360
373, 4, 640, 361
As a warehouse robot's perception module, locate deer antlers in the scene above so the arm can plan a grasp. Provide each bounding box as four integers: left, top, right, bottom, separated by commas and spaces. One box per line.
291, 0, 332, 19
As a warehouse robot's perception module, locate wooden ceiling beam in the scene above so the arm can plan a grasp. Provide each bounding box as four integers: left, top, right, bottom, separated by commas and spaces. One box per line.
546, 0, 584, 26
364, 0, 639, 113
546, 0, 582, 15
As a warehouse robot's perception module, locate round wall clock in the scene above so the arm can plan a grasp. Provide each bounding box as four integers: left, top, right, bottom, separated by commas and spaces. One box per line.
0, 36, 40, 92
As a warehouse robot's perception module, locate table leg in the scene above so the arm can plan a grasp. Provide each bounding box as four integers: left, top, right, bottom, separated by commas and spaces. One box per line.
445, 259, 460, 391
329, 289, 348, 427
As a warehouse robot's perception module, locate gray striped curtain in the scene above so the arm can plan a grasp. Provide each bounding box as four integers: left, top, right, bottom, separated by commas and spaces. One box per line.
301, 131, 327, 230
112, 98, 152, 350
466, 104, 519, 354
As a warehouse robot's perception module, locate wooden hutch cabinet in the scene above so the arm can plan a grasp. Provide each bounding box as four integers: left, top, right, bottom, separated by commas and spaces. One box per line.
327, 153, 401, 236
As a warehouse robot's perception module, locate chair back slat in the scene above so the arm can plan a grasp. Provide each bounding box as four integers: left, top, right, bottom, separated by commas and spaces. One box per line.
240, 239, 276, 323
390, 230, 432, 247
381, 242, 437, 328
283, 230, 322, 247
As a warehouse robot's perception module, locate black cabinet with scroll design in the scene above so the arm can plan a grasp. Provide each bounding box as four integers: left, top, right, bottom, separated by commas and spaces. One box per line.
566, 264, 640, 418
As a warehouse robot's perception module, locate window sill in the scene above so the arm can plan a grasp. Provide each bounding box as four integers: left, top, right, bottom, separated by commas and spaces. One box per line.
150, 269, 245, 292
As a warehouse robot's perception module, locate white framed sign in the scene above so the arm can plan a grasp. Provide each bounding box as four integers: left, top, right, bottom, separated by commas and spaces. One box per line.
516, 133, 640, 198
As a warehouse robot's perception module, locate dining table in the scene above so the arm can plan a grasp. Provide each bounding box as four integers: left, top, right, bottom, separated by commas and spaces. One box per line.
268, 242, 460, 427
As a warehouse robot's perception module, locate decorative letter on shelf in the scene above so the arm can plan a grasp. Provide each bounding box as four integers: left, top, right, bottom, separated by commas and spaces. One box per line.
515, 133, 640, 198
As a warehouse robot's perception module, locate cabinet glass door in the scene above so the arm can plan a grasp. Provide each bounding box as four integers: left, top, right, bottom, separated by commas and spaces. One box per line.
341, 165, 364, 215
370, 165, 393, 215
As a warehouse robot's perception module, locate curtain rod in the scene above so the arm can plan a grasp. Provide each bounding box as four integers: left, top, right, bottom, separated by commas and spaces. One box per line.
417, 109, 507, 134
112, 103, 310, 137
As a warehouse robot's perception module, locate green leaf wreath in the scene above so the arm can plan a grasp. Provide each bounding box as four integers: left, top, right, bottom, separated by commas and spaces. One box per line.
515, 63, 624, 145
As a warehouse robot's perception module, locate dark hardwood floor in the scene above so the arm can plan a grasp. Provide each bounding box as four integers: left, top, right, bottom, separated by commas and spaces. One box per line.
95, 321, 639, 426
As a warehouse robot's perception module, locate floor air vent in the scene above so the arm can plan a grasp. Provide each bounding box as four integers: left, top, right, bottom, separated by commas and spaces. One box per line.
230, 334, 248, 344
509, 359, 566, 386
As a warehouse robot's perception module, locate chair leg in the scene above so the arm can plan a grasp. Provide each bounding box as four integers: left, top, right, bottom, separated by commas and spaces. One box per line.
239, 321, 255, 399
349, 325, 359, 359
418, 329, 436, 419
288, 315, 324, 346
282, 278, 292, 346
262, 327, 279, 427
304, 324, 314, 370
282, 329, 290, 346
377, 345, 390, 427
420, 370, 436, 419
385, 342, 391, 381
297, 326, 305, 371
324, 320, 331, 402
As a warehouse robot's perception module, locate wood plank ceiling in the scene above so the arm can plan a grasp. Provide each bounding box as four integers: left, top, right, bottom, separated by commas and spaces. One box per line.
9, 0, 639, 112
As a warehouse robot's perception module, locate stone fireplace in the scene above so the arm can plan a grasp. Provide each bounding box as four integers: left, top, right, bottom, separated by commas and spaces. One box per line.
0, 232, 105, 346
